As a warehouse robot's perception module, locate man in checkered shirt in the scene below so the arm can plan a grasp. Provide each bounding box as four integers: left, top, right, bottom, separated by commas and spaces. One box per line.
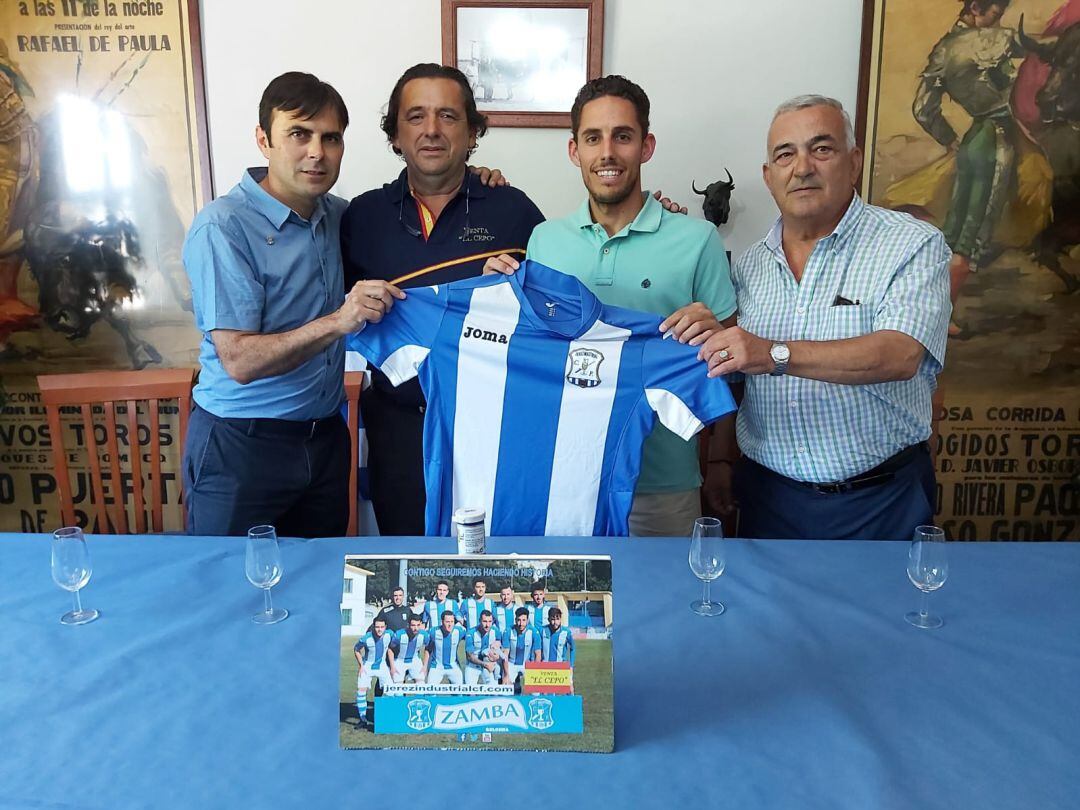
698, 95, 951, 541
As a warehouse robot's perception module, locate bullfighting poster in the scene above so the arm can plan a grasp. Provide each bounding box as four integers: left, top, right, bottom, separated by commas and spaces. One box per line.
340, 554, 615, 752
858, 0, 1080, 540
0, 0, 208, 530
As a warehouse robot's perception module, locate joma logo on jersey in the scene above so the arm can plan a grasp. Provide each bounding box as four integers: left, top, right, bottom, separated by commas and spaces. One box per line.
566, 348, 604, 388
463, 326, 509, 344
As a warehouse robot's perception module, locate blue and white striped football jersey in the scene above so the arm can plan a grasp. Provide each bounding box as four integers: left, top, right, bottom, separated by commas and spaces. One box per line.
391, 629, 428, 663
460, 597, 494, 630
502, 627, 542, 666
428, 625, 466, 669
492, 603, 519, 634
465, 627, 501, 668
527, 603, 552, 632
354, 631, 392, 670
347, 260, 735, 537
541, 626, 575, 664
423, 598, 459, 629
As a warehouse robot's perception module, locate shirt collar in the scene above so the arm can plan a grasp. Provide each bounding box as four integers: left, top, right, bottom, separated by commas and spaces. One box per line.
765, 193, 865, 254
241, 167, 326, 230
387, 167, 486, 203
572, 191, 661, 234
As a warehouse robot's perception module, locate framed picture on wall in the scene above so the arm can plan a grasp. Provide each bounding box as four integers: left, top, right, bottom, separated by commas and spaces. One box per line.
0, 0, 212, 532
441, 0, 605, 128
854, 0, 1080, 541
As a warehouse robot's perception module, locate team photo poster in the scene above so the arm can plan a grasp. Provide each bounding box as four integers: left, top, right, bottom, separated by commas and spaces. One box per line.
339, 554, 614, 753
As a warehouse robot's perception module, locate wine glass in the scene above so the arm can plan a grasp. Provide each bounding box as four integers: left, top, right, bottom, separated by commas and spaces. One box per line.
51, 527, 100, 626
245, 525, 288, 625
689, 517, 725, 616
905, 525, 948, 629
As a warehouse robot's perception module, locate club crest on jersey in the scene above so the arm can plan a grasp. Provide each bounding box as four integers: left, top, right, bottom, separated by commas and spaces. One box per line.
406, 699, 434, 731
527, 697, 555, 730
463, 325, 509, 344
566, 348, 603, 388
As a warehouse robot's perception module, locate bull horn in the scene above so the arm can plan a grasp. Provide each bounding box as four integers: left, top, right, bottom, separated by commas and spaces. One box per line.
1017, 14, 1056, 60
723, 168, 734, 188
692, 180, 707, 195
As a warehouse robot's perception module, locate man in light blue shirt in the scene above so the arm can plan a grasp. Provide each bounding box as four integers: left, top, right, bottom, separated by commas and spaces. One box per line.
182, 72, 404, 537
699, 95, 951, 540
484, 76, 737, 535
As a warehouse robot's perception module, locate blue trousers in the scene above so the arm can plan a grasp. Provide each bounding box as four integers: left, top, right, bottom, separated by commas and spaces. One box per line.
734, 447, 936, 541
183, 404, 349, 537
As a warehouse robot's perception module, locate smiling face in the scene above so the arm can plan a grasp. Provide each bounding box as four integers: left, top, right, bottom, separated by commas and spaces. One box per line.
391, 588, 404, 606
435, 583, 449, 601
569, 95, 655, 207
500, 586, 515, 606
441, 613, 455, 633
514, 611, 528, 632
256, 105, 344, 217
763, 104, 861, 235
392, 77, 476, 188
531, 589, 545, 606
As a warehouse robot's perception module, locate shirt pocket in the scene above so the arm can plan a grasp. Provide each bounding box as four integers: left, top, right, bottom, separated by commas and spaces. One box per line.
824, 305, 873, 341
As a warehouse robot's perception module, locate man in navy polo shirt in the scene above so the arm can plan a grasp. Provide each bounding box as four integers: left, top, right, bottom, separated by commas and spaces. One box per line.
182, 72, 404, 537
340, 63, 545, 535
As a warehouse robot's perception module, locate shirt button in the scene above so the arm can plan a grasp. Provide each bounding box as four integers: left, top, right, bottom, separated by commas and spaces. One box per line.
796, 306, 806, 315
603, 248, 610, 255
789, 400, 797, 408
797, 445, 806, 454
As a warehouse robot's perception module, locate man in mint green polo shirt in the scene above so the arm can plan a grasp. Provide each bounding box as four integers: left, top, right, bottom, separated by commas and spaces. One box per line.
484, 75, 737, 536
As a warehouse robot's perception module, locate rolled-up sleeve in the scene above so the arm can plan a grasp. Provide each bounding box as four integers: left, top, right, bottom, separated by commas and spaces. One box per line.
873, 230, 952, 372
182, 220, 265, 333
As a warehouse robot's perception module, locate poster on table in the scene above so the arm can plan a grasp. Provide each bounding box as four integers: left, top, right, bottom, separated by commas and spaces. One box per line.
340, 554, 615, 753
0, 0, 209, 531
857, 0, 1080, 540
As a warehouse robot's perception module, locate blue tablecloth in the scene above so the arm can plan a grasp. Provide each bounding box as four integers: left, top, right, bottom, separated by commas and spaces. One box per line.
1, 534, 1078, 809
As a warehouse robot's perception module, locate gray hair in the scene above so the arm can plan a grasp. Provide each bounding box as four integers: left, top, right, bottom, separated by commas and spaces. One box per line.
770, 94, 856, 153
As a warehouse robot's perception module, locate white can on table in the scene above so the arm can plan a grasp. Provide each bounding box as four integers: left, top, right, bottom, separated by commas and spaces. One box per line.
453, 507, 486, 554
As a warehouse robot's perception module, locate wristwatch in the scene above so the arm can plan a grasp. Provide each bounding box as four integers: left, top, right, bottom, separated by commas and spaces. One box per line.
769, 343, 790, 376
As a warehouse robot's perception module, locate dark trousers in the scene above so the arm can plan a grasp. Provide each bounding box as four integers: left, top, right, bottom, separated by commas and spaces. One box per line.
183, 404, 349, 537
734, 445, 936, 541
360, 387, 426, 536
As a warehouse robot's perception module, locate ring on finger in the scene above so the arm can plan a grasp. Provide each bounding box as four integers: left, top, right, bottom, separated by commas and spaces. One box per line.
718, 349, 731, 360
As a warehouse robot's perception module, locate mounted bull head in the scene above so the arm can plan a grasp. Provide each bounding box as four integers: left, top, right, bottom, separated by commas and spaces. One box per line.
693, 169, 735, 226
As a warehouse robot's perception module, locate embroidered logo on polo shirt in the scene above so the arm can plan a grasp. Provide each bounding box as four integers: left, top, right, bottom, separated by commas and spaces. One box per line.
459, 225, 495, 242
641, 278, 651, 288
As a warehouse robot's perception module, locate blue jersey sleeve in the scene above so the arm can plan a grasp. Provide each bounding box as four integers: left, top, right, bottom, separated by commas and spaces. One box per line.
345, 285, 448, 386
567, 631, 576, 665
641, 335, 736, 440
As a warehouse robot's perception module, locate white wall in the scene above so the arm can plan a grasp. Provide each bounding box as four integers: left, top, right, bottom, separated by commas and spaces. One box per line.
199, 0, 862, 257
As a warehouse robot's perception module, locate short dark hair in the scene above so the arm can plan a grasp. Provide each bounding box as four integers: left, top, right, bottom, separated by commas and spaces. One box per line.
373, 617, 386, 626
380, 63, 488, 156
474, 578, 486, 587
408, 615, 422, 624
549, 607, 563, 620
392, 586, 404, 595
531, 584, 546, 594
441, 610, 456, 621
962, 0, 1010, 13
514, 607, 529, 619
258, 71, 348, 146
570, 74, 650, 139
479, 609, 493, 619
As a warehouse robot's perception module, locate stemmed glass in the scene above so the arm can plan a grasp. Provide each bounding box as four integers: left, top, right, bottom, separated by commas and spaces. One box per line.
689, 517, 726, 616
245, 525, 288, 625
905, 525, 948, 629
51, 527, 100, 625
